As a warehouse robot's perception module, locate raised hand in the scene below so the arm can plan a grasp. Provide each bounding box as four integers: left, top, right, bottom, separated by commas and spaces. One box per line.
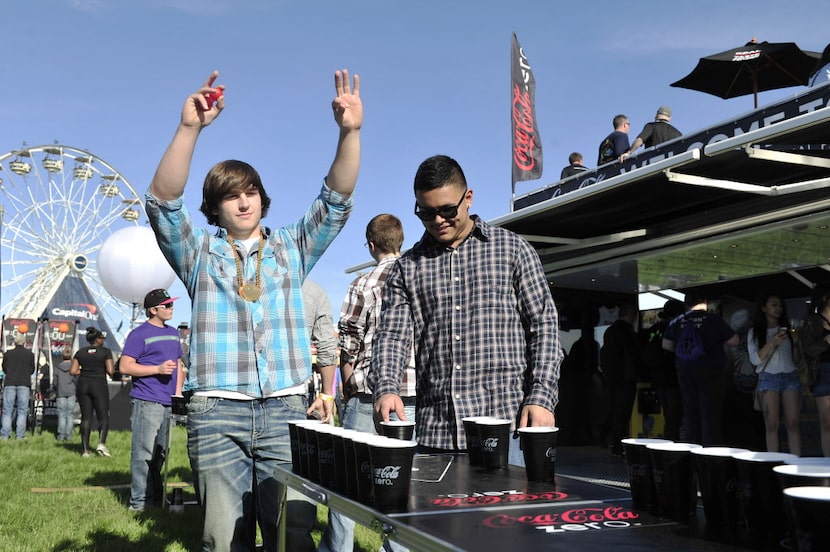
181, 70, 226, 129
332, 69, 362, 132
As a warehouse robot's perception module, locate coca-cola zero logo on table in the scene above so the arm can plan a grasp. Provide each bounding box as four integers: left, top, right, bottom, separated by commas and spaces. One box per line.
484, 506, 641, 534
431, 488, 569, 508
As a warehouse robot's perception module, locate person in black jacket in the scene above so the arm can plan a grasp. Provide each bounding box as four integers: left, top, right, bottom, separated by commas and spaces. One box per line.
1, 335, 36, 440
600, 304, 642, 457
560, 152, 589, 179
642, 300, 686, 440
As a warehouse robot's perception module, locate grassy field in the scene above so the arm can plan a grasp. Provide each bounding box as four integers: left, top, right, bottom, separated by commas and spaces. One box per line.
0, 423, 382, 551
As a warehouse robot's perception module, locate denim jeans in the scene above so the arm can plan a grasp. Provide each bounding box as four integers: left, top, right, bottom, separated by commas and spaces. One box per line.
1, 385, 30, 439
186, 394, 314, 552
56, 396, 76, 440
320, 395, 416, 552
130, 398, 170, 510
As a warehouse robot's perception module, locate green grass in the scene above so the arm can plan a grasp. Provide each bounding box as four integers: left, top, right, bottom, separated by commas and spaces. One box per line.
0, 424, 383, 551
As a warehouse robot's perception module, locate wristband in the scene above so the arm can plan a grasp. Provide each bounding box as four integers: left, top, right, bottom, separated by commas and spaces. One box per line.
318, 393, 334, 402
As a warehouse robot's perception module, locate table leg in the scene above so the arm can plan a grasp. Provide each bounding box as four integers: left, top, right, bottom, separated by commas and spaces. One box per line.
162, 413, 175, 509
277, 482, 287, 552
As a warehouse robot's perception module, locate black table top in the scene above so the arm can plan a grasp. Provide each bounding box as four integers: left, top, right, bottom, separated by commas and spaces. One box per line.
276, 453, 759, 551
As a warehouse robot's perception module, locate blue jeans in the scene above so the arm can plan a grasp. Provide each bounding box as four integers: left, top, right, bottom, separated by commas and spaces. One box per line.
130, 399, 170, 510
56, 396, 76, 440
186, 394, 314, 552
1, 385, 30, 439
320, 394, 416, 552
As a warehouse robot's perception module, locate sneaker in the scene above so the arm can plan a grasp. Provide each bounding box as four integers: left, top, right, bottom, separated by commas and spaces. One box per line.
82, 451, 91, 458
96, 444, 111, 457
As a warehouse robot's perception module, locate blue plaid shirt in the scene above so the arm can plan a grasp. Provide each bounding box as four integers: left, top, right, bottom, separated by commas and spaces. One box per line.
371, 216, 561, 449
145, 183, 352, 396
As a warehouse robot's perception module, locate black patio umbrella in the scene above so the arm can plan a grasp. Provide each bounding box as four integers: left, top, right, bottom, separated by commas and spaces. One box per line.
671, 39, 822, 108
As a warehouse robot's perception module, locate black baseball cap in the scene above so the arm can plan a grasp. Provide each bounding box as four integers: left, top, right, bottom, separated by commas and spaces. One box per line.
143, 288, 178, 309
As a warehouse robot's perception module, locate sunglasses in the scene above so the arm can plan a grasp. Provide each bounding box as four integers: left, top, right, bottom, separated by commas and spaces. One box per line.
155, 303, 174, 310
414, 190, 467, 222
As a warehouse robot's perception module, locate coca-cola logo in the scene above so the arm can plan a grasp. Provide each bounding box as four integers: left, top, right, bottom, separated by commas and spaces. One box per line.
483, 506, 640, 533
375, 465, 402, 479
374, 465, 403, 486
627, 463, 649, 479
431, 490, 568, 507
318, 449, 335, 464
482, 437, 499, 452
545, 447, 556, 459
512, 83, 538, 174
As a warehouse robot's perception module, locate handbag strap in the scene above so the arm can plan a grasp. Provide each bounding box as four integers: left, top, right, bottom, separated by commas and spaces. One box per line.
756, 331, 776, 375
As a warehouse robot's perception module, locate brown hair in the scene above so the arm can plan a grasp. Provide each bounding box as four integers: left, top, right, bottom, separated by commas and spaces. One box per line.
366, 214, 404, 254
199, 160, 272, 226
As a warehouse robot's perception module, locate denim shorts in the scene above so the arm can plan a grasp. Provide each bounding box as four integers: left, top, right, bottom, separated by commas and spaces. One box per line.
811, 362, 830, 397
757, 370, 800, 393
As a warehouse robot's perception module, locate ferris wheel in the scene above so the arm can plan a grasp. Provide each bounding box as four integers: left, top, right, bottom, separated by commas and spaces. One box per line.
0, 144, 146, 346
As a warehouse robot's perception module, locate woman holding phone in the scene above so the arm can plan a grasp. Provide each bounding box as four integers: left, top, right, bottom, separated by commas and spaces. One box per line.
747, 293, 801, 456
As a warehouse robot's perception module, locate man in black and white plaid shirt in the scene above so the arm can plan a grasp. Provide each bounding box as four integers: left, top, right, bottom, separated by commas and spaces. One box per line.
371, 155, 562, 464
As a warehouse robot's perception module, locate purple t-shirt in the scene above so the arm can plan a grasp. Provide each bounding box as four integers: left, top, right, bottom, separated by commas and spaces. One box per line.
122, 321, 182, 406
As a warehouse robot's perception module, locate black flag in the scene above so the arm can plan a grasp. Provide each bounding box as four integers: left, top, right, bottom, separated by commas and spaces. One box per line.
511, 33, 543, 190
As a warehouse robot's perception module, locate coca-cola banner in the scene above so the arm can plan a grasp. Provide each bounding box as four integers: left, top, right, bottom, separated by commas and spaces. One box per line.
2, 318, 37, 350
511, 33, 543, 189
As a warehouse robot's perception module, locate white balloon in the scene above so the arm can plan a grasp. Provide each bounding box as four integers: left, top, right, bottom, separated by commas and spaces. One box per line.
97, 226, 176, 304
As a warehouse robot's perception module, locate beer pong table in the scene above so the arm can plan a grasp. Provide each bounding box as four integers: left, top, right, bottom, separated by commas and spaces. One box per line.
275, 453, 750, 551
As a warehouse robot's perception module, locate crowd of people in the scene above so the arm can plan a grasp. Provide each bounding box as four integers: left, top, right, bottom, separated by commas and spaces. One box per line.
573, 289, 830, 460
1, 71, 827, 552
559, 104, 682, 178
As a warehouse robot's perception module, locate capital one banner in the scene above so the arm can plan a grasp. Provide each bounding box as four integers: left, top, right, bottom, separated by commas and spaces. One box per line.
511, 33, 543, 190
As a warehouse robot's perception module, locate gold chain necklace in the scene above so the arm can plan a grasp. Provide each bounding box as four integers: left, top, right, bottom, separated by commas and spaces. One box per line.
227, 230, 264, 302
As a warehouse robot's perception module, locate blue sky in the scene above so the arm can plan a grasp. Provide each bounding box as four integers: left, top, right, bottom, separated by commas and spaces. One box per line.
1, 0, 828, 331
